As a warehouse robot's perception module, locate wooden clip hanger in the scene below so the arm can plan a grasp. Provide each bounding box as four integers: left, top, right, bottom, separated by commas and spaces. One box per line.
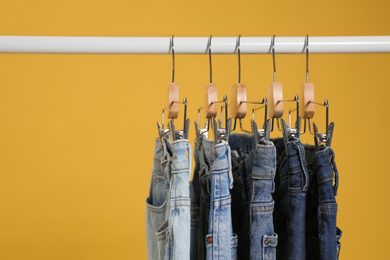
199, 35, 232, 144
204, 36, 218, 120
267, 36, 284, 127
230, 35, 269, 138
166, 36, 189, 141
266, 35, 301, 148
300, 35, 315, 133
298, 35, 334, 149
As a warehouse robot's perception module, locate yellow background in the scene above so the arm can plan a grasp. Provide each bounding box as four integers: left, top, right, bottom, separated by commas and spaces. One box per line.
0, 0, 389, 259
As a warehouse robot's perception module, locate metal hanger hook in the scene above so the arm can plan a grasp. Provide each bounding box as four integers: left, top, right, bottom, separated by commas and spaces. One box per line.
207, 35, 212, 83
171, 35, 175, 83
237, 35, 241, 84
271, 35, 277, 82
162, 106, 166, 129
305, 35, 309, 83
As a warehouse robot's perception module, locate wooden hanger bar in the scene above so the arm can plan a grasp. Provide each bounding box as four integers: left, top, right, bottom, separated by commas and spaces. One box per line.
204, 83, 218, 118
167, 83, 180, 119
230, 84, 247, 119
300, 83, 315, 119
267, 82, 284, 119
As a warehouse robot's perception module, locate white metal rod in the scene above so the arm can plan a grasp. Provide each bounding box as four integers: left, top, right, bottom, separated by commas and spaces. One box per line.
0, 36, 390, 54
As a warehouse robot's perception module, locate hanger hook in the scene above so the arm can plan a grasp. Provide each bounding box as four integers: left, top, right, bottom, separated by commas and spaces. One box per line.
162, 106, 165, 129
207, 35, 212, 84
171, 35, 175, 83
305, 35, 309, 83
271, 35, 276, 82
237, 35, 241, 84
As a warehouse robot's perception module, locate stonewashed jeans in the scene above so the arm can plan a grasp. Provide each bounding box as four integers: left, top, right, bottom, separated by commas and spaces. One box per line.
146, 138, 192, 260
205, 140, 237, 260
192, 138, 238, 260
229, 134, 278, 260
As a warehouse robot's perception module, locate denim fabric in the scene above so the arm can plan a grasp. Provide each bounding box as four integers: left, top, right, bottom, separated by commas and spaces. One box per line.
196, 140, 211, 260
273, 138, 309, 260
229, 134, 251, 260
303, 146, 320, 259
316, 147, 340, 260
305, 145, 342, 260
190, 143, 201, 260
190, 183, 200, 260
146, 139, 169, 260
336, 228, 342, 259
146, 138, 192, 260
229, 134, 278, 260
206, 139, 237, 260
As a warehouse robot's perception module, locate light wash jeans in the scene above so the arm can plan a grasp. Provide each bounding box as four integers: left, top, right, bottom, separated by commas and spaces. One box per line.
205, 140, 238, 260
146, 138, 192, 260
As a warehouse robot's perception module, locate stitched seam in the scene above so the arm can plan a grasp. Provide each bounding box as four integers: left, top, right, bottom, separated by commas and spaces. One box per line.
319, 204, 337, 207
319, 176, 333, 182
258, 146, 274, 150
251, 208, 274, 214
170, 205, 191, 208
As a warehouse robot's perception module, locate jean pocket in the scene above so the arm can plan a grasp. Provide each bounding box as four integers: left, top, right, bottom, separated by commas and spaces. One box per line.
262, 233, 278, 260
336, 227, 342, 260
231, 233, 238, 260
156, 221, 170, 260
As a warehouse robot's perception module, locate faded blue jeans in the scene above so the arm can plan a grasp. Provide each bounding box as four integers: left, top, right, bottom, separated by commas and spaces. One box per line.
229, 134, 278, 260
273, 138, 309, 260
205, 140, 237, 260
146, 138, 192, 260
192, 138, 238, 260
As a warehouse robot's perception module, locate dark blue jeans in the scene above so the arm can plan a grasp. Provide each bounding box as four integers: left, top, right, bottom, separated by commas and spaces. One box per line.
229, 134, 278, 260
306, 145, 342, 260
273, 138, 309, 260
192, 141, 208, 260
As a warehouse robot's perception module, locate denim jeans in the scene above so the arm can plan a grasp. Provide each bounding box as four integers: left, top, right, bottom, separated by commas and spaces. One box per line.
229, 134, 278, 260
190, 144, 201, 260
205, 139, 237, 260
273, 138, 309, 260
146, 138, 192, 260
306, 145, 342, 260
192, 138, 237, 260
146, 139, 169, 260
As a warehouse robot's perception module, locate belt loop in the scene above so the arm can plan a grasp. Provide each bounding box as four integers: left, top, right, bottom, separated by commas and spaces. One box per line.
294, 141, 310, 191
187, 141, 192, 180
329, 148, 339, 196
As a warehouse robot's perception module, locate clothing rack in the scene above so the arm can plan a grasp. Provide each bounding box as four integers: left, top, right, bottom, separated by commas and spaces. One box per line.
0, 36, 390, 54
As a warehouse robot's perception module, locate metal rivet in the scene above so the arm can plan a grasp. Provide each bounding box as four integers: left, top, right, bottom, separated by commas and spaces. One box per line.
207, 236, 213, 244
264, 237, 270, 245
